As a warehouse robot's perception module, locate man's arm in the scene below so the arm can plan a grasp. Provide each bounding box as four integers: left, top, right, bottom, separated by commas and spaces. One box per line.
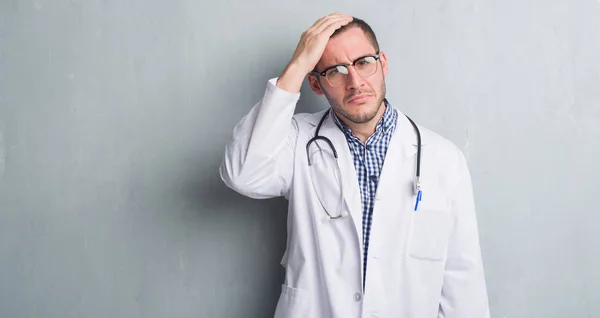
219, 13, 353, 199
438, 150, 490, 318
219, 81, 300, 199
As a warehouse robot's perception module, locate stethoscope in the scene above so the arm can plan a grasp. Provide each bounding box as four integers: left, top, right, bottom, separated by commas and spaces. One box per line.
306, 108, 423, 220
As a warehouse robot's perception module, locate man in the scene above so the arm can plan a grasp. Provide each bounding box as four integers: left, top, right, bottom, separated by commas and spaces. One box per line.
220, 13, 490, 318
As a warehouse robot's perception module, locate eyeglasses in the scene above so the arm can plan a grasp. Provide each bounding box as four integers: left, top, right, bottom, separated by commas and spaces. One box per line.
311, 52, 380, 87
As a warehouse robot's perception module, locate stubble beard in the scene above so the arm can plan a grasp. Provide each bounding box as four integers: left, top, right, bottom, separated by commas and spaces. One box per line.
323, 80, 387, 125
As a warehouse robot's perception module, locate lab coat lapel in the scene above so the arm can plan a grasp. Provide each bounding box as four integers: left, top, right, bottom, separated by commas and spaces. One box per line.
317, 112, 363, 243
367, 110, 424, 260
377, 110, 420, 211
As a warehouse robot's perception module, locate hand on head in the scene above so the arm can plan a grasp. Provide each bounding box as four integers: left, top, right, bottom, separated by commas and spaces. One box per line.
277, 13, 354, 93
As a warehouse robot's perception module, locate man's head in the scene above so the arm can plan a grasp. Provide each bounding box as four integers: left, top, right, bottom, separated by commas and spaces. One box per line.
308, 17, 388, 125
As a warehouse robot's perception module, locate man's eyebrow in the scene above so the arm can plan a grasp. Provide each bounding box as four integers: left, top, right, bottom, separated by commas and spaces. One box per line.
322, 53, 375, 70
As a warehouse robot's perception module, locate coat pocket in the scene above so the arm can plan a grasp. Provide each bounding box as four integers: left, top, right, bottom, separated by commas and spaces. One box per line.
273, 284, 310, 318
408, 209, 451, 261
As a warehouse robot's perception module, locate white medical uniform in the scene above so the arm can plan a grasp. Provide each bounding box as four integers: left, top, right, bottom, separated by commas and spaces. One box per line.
220, 78, 490, 318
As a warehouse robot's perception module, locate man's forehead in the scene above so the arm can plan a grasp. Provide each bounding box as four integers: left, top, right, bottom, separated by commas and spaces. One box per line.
319, 28, 375, 67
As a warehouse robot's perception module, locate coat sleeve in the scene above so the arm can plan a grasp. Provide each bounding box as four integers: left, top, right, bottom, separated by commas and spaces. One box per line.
219, 78, 300, 199
438, 149, 490, 318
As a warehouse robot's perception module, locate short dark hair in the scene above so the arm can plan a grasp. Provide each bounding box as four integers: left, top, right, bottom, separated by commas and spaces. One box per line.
332, 17, 380, 52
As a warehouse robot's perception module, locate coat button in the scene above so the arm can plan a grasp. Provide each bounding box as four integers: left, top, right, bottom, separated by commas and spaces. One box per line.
353, 292, 362, 302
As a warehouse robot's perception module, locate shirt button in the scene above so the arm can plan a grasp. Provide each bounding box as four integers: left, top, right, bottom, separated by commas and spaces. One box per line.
353, 292, 362, 302
366, 145, 372, 150
369, 175, 377, 182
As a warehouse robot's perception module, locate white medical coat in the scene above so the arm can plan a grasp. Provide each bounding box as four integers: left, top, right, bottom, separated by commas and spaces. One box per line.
220, 78, 490, 318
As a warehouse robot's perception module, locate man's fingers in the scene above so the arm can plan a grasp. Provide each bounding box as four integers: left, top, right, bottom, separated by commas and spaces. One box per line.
288, 13, 353, 75
308, 15, 328, 29
310, 14, 352, 35
315, 16, 353, 36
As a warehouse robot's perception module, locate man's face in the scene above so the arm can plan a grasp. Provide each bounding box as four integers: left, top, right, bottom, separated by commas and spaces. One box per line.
308, 27, 389, 125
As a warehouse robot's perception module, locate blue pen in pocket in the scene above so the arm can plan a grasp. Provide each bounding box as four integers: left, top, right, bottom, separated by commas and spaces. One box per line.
414, 190, 422, 211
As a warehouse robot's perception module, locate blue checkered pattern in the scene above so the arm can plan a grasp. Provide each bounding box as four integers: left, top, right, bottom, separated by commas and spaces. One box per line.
331, 100, 398, 289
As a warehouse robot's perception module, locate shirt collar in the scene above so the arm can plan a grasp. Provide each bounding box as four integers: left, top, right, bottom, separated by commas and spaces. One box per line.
331, 98, 396, 138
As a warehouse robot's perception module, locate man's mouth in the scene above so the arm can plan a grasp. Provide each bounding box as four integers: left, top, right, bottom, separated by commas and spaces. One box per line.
347, 93, 372, 104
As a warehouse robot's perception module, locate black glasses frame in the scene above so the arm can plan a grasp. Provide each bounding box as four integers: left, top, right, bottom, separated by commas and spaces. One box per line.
310, 52, 381, 79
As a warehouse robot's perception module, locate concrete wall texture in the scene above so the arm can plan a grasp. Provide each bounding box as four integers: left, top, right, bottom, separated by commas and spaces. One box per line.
1, 0, 599, 317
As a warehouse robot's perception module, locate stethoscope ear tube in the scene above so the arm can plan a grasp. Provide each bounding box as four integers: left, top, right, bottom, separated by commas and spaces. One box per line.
404, 115, 422, 196
306, 110, 338, 166
306, 136, 338, 165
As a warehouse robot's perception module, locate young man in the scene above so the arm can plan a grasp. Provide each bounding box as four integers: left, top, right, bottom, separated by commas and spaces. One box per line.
220, 13, 490, 318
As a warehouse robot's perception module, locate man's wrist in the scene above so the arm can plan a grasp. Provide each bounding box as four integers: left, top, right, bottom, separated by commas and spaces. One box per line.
276, 62, 308, 93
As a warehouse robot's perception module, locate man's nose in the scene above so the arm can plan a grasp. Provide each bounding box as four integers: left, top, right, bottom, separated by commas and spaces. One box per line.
345, 66, 366, 90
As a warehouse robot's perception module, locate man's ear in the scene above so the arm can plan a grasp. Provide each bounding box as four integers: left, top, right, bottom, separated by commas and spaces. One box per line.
379, 51, 389, 77
308, 74, 324, 95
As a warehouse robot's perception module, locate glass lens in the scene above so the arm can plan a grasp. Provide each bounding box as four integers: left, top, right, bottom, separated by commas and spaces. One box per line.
307, 139, 344, 219
325, 66, 349, 86
355, 56, 377, 76
325, 56, 378, 86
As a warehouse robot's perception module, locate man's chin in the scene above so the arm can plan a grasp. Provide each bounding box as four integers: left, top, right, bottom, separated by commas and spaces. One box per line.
343, 111, 379, 124
351, 103, 385, 123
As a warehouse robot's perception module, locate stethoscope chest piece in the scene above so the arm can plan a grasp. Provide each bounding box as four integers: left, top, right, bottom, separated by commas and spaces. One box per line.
413, 176, 421, 196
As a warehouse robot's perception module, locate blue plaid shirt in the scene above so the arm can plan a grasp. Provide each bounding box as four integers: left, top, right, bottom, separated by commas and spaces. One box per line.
331, 100, 398, 289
